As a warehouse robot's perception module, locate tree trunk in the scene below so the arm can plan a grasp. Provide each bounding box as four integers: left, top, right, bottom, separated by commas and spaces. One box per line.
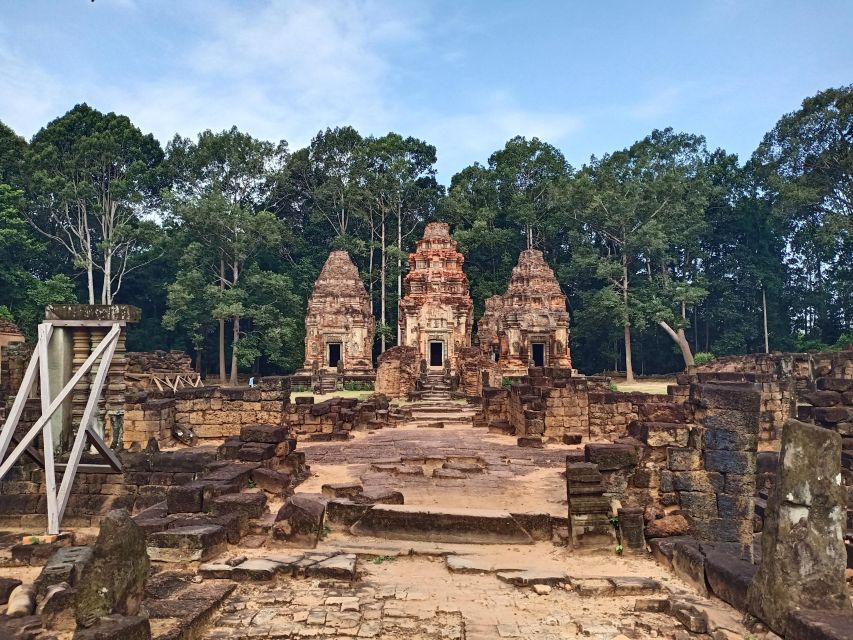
762, 286, 769, 354
622, 255, 635, 384
230, 316, 239, 385
658, 320, 695, 368
380, 216, 386, 353
194, 348, 202, 373
396, 206, 402, 346
229, 261, 240, 385
219, 257, 226, 384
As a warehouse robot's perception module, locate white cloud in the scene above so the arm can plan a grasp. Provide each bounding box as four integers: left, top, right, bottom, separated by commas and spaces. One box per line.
0, 0, 583, 179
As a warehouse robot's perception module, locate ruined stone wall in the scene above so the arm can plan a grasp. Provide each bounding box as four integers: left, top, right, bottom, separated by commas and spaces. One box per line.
456, 346, 501, 399
126, 350, 194, 374
475, 387, 509, 431
375, 346, 419, 398
173, 377, 290, 440
486, 368, 692, 445
285, 394, 405, 439
123, 377, 291, 446
0, 342, 34, 399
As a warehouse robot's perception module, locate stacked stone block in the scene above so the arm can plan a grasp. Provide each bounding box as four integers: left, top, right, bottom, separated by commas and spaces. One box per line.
565, 461, 616, 547
682, 383, 760, 557
123, 394, 176, 448
173, 377, 290, 439
375, 345, 419, 399
476, 386, 510, 433
748, 419, 852, 635
285, 394, 406, 438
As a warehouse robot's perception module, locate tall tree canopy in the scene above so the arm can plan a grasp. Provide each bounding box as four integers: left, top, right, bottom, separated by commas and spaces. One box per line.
2, 87, 851, 381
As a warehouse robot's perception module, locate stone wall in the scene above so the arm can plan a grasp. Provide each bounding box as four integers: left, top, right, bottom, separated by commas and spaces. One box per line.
375, 346, 419, 399
456, 346, 501, 399
490, 367, 685, 445
285, 394, 406, 440
123, 377, 291, 446
682, 371, 794, 445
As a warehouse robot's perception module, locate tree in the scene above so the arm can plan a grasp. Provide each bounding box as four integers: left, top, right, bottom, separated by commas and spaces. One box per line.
359, 134, 442, 349
574, 129, 711, 379
752, 85, 853, 344
164, 127, 289, 382
26, 104, 164, 304
490, 136, 571, 249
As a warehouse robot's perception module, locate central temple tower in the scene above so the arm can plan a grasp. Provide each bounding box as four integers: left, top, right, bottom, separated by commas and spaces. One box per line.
399, 222, 473, 371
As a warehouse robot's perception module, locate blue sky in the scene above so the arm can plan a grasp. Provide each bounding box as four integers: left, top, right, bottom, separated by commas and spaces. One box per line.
1, 1, 851, 181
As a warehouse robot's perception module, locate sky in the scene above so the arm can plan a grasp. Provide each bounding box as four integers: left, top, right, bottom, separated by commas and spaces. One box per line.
1, 0, 852, 182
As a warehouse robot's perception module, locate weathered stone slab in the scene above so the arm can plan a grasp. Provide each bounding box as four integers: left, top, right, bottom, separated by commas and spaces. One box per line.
496, 569, 568, 586
0, 576, 22, 604
272, 494, 327, 547
703, 548, 757, 613
75, 509, 149, 628
672, 540, 707, 597
147, 525, 227, 562
240, 423, 289, 443
748, 420, 852, 635
786, 609, 853, 640
351, 505, 534, 544
72, 614, 151, 640
304, 553, 357, 580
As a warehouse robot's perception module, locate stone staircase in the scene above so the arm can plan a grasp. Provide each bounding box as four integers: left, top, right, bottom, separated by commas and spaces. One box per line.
419, 374, 452, 401
317, 372, 338, 394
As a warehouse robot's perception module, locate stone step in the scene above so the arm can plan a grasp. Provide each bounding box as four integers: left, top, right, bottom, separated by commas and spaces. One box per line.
147, 525, 228, 562
350, 505, 534, 545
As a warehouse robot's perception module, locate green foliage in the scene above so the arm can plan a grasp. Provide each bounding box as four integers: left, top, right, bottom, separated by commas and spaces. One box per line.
693, 352, 715, 365
2, 88, 852, 378
615, 544, 624, 555
372, 555, 395, 565
607, 381, 619, 392
343, 381, 374, 391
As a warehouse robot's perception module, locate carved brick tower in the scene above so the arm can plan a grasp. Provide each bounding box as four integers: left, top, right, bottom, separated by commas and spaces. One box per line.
399, 222, 473, 371
478, 249, 572, 377
301, 250, 374, 376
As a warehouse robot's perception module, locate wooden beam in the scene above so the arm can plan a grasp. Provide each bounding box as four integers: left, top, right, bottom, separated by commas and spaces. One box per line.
37, 323, 60, 535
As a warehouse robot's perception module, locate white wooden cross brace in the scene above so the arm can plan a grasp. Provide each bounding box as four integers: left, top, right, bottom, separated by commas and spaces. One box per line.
0, 323, 123, 535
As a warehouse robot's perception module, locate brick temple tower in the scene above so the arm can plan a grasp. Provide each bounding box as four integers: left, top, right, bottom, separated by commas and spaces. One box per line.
399, 222, 474, 372
478, 249, 572, 377
301, 250, 374, 376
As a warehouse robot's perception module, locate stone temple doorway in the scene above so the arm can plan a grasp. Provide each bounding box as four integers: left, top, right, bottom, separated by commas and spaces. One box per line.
429, 341, 444, 367
531, 342, 545, 367
327, 343, 342, 368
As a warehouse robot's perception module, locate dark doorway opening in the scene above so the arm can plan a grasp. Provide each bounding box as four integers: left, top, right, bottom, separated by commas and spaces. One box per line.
328, 343, 341, 368
429, 341, 443, 367
531, 342, 545, 367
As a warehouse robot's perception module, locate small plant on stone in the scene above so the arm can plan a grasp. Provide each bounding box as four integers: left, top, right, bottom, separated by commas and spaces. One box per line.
247, 478, 257, 489
607, 381, 619, 392
614, 544, 623, 555
608, 516, 620, 529
320, 525, 332, 540
693, 352, 715, 365
372, 555, 395, 565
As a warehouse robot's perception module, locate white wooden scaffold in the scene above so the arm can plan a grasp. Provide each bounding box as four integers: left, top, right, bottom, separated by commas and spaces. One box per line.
0, 319, 124, 535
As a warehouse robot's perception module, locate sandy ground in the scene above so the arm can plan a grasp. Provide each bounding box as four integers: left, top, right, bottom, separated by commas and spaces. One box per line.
615, 379, 674, 395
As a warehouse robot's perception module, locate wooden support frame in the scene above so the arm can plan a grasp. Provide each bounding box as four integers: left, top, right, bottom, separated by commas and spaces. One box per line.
0, 322, 124, 535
